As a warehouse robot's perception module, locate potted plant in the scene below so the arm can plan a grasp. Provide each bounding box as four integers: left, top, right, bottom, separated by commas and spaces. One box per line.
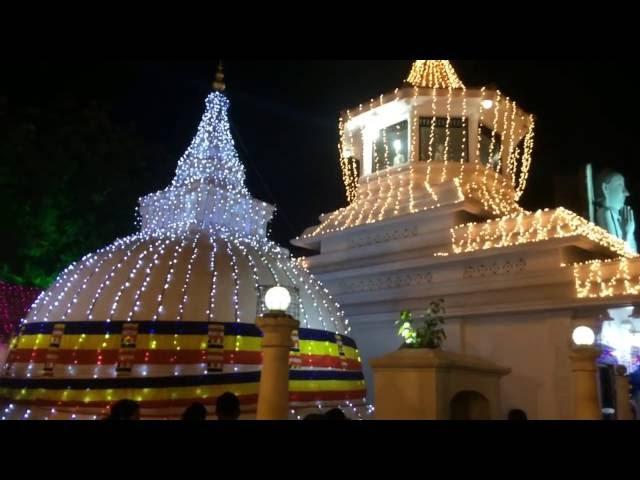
395, 299, 446, 349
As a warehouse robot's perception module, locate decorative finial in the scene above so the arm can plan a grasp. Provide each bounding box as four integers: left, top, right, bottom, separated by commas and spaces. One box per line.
213, 61, 226, 92
406, 60, 464, 89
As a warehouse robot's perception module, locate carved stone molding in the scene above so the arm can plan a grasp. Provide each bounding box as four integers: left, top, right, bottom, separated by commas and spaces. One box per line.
341, 270, 433, 293
463, 257, 527, 279
348, 225, 419, 249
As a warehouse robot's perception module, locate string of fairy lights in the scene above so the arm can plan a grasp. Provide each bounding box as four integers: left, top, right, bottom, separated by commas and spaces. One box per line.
450, 207, 636, 258
425, 87, 438, 194
301, 60, 535, 241
406, 60, 464, 89
571, 257, 640, 298
20, 87, 352, 331
1, 78, 369, 420
10, 60, 637, 419
176, 234, 201, 321
440, 85, 453, 182
300, 59, 637, 307
13, 232, 351, 334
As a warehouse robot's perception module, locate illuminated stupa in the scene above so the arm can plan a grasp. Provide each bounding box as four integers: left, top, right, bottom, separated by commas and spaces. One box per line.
0, 66, 367, 420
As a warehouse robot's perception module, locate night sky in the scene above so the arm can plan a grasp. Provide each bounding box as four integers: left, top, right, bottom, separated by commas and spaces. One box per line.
2, 60, 637, 256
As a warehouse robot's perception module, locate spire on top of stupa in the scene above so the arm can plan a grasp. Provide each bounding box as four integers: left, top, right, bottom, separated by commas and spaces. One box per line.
138, 64, 273, 237
406, 60, 464, 89
213, 61, 226, 92
170, 62, 247, 193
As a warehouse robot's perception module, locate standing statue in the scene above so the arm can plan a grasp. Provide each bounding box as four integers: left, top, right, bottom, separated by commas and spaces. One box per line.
594, 169, 637, 253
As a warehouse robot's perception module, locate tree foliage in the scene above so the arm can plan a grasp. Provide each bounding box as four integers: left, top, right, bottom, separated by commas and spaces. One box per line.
0, 95, 170, 288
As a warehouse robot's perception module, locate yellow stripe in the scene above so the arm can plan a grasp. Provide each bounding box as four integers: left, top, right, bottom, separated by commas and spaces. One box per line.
298, 341, 360, 360
299, 340, 339, 356
14, 334, 53, 350
13, 334, 359, 359
289, 379, 366, 392
224, 336, 261, 352
15, 334, 261, 352
0, 383, 258, 403
0, 380, 366, 403
342, 346, 360, 361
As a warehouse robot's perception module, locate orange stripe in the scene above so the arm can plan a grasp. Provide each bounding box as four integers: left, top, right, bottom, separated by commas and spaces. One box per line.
8, 349, 257, 365
298, 355, 361, 371
7, 349, 361, 369
0, 390, 367, 410
0, 394, 260, 410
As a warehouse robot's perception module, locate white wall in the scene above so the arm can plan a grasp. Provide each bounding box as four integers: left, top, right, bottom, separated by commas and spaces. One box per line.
461, 311, 573, 419
350, 317, 403, 404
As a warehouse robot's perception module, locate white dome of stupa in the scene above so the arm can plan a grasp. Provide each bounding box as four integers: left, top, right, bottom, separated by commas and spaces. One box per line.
0, 66, 366, 420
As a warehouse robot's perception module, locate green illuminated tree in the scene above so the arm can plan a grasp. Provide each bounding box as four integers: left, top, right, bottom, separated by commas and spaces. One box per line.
0, 95, 170, 288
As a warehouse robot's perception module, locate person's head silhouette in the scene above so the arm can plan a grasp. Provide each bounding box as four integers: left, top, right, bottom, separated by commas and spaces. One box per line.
303, 413, 326, 420
182, 402, 208, 421
325, 408, 348, 420
507, 409, 527, 421
106, 399, 140, 420
216, 392, 240, 420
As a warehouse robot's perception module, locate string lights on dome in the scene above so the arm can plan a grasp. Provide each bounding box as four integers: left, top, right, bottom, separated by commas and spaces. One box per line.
0, 65, 366, 420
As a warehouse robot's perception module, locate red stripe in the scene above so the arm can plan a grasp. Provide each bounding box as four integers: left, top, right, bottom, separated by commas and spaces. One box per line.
0, 390, 367, 410
297, 355, 361, 371
0, 394, 260, 410
7, 349, 257, 365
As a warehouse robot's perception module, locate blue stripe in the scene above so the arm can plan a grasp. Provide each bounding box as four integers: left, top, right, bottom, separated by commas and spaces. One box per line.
290, 370, 364, 381
18, 322, 358, 348
298, 328, 358, 349
224, 323, 262, 337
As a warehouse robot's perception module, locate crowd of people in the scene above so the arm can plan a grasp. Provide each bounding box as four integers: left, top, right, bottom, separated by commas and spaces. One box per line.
105, 391, 242, 421
104, 394, 538, 421
104, 392, 350, 420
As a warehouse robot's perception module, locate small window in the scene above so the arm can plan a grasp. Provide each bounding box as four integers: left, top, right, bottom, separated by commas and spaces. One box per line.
419, 117, 468, 162
478, 125, 502, 169
372, 120, 409, 173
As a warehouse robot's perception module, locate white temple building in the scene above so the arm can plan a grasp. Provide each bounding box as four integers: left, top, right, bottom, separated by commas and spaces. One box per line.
293, 60, 640, 419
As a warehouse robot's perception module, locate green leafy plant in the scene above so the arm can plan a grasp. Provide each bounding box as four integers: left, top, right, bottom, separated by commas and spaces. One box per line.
395, 299, 446, 349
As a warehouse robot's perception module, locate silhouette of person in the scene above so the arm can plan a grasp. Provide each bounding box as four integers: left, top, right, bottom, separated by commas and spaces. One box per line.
216, 392, 240, 420
507, 409, 527, 420
182, 402, 208, 421
105, 399, 140, 420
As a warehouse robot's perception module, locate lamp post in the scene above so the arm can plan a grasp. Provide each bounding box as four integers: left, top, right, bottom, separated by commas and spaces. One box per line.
569, 326, 602, 420
255, 286, 299, 420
